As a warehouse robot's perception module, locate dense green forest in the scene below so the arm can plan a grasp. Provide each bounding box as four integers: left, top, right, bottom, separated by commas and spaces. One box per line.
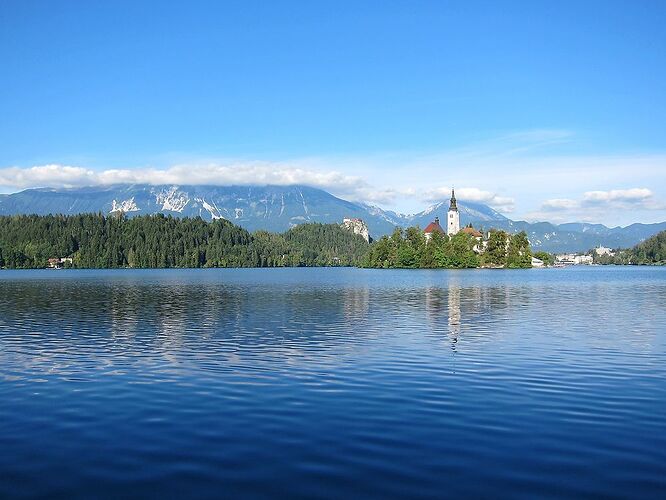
0, 214, 369, 269
361, 228, 532, 269
594, 230, 666, 265
0, 214, 536, 270
631, 230, 666, 264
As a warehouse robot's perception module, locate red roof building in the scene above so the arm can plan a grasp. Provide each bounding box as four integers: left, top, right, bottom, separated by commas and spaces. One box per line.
423, 217, 446, 237
460, 227, 483, 238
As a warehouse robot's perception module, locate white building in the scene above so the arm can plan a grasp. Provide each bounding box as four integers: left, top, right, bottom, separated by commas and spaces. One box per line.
447, 189, 460, 236
531, 256, 545, 267
594, 246, 615, 256
555, 253, 593, 265
574, 255, 594, 265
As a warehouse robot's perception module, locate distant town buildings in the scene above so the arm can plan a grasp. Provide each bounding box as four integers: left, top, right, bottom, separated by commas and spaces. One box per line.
555, 253, 593, 265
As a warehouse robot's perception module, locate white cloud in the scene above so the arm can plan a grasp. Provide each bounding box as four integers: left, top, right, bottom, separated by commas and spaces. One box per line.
583, 188, 653, 204
0, 161, 368, 198
528, 188, 665, 224
422, 186, 515, 213
542, 198, 579, 211
1, 128, 665, 226
0, 164, 98, 189
0, 162, 427, 207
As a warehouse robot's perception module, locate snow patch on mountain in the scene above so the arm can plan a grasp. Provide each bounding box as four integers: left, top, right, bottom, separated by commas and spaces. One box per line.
299, 190, 309, 215
110, 197, 140, 213
458, 205, 503, 221
358, 203, 404, 226
422, 202, 443, 216
198, 198, 224, 220
153, 186, 189, 212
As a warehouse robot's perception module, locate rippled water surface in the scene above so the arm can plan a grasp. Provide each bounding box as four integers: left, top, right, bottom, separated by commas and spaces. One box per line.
1, 267, 665, 498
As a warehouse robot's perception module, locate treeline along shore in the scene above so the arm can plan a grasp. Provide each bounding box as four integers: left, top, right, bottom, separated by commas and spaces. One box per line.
593, 230, 666, 266
0, 214, 368, 269
0, 213, 539, 270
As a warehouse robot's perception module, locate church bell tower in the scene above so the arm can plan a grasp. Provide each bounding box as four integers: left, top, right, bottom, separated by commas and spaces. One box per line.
447, 188, 460, 236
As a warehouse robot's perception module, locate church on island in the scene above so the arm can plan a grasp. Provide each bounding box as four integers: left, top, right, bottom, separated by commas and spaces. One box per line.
424, 189, 460, 240
423, 188, 483, 242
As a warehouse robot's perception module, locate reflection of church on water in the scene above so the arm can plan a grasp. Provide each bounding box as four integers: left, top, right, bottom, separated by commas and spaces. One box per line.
425, 282, 515, 352
425, 284, 462, 351
447, 285, 461, 348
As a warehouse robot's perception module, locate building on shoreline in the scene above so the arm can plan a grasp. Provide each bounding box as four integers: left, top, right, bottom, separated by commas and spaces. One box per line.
47, 257, 73, 269
555, 253, 593, 265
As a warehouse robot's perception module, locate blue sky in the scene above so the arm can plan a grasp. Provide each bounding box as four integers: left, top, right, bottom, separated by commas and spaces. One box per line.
1, 1, 665, 225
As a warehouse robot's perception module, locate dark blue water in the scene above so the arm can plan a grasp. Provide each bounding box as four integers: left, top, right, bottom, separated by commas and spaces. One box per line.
0, 267, 665, 498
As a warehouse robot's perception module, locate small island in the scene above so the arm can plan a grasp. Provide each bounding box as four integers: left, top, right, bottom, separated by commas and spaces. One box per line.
362, 189, 533, 269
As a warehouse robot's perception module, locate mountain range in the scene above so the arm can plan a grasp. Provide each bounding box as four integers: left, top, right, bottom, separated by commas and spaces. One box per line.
1, 184, 664, 253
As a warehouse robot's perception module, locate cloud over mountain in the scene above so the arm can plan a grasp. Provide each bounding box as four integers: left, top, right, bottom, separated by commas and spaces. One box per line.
0, 163, 514, 213
422, 186, 515, 213
530, 188, 664, 223
0, 162, 367, 198
582, 188, 653, 204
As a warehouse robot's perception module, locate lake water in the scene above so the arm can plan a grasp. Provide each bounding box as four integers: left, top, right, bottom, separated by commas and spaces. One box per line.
0, 267, 665, 498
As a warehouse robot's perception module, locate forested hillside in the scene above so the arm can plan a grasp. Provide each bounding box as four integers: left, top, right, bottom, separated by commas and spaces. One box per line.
630, 230, 666, 264
0, 214, 369, 269
593, 230, 666, 265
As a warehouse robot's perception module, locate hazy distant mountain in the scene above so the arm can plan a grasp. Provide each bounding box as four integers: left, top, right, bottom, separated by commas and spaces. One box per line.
0, 184, 399, 236
407, 200, 509, 228
1, 183, 664, 253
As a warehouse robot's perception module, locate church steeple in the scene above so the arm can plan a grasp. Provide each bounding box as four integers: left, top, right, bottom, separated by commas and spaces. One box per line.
447, 187, 460, 236
449, 188, 458, 212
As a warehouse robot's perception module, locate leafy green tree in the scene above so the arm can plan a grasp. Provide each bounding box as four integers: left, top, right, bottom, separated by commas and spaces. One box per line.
533, 251, 554, 266
436, 233, 479, 269
484, 230, 508, 267
506, 231, 532, 268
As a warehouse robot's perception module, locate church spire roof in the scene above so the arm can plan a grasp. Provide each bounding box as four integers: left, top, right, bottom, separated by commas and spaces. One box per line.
449, 188, 458, 212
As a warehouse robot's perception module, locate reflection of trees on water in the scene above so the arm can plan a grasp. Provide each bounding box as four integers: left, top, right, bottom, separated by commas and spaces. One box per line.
3, 272, 662, 382
105, 282, 376, 369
